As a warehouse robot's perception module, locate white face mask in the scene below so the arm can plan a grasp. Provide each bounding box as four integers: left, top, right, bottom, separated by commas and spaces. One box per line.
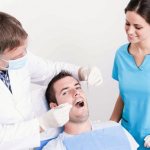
0, 54, 28, 70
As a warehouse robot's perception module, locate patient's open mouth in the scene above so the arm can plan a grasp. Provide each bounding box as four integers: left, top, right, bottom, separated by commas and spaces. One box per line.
75, 101, 84, 107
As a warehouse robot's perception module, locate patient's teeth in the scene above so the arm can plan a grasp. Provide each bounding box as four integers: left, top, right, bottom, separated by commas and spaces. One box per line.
76, 101, 84, 107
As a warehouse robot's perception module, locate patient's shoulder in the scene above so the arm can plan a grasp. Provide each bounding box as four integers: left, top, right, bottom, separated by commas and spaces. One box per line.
91, 120, 139, 150
42, 133, 66, 150
92, 120, 119, 130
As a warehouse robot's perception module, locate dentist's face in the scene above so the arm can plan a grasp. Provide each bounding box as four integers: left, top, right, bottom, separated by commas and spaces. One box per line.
125, 11, 150, 44
53, 76, 89, 123
0, 39, 27, 69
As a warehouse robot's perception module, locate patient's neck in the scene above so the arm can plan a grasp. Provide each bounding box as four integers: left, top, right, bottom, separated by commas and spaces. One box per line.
64, 119, 91, 135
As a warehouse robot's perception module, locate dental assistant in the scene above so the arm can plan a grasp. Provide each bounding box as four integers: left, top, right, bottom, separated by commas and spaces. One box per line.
110, 0, 150, 149
0, 12, 102, 150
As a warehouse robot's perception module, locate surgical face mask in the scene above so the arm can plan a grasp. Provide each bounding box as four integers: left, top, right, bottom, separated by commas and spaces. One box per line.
0, 54, 28, 70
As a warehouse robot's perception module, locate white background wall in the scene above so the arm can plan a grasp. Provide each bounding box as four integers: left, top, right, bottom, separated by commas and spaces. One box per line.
0, 0, 129, 121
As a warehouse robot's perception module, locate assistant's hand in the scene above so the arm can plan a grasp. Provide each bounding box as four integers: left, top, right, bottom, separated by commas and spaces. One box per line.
79, 66, 103, 86
38, 103, 72, 130
144, 135, 150, 148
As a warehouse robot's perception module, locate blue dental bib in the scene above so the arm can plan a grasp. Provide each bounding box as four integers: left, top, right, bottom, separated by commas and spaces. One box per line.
63, 126, 131, 150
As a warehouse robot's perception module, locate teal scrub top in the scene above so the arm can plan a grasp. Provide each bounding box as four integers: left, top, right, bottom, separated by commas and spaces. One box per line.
112, 43, 150, 150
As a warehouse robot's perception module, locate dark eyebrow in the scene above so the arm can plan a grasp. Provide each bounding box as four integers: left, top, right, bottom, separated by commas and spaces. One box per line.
75, 82, 81, 86
125, 19, 142, 26
134, 24, 142, 26
125, 20, 130, 24
60, 87, 69, 93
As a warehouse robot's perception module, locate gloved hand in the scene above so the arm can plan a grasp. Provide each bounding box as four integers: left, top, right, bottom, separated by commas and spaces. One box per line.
144, 135, 150, 148
79, 66, 103, 86
38, 103, 72, 130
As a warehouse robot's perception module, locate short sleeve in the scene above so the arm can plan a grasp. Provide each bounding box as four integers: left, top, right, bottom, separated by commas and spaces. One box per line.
112, 52, 118, 81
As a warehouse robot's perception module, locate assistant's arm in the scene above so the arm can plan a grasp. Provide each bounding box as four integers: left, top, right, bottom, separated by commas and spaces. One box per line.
110, 95, 124, 122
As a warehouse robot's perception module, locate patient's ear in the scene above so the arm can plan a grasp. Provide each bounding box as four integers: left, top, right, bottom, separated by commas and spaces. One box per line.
50, 102, 58, 109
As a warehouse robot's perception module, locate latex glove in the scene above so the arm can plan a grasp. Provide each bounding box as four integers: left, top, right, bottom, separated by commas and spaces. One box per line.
144, 135, 150, 148
38, 103, 72, 130
79, 66, 103, 86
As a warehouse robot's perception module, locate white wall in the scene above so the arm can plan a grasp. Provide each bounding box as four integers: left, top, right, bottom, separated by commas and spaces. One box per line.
0, 0, 129, 121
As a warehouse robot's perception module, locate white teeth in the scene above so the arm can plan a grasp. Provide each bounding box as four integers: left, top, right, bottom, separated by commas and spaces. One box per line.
76, 100, 82, 103
75, 98, 83, 105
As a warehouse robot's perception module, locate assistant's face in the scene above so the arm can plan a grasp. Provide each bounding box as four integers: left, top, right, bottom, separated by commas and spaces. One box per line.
53, 76, 89, 123
125, 11, 150, 44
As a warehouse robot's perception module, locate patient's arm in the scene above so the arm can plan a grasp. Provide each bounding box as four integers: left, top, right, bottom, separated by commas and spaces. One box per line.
110, 95, 124, 122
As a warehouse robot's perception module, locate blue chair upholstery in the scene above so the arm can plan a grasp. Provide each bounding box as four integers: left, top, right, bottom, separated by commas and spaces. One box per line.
35, 137, 56, 150
35, 127, 64, 150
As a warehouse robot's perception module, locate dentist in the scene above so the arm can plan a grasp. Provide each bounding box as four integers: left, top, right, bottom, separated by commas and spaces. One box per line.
0, 12, 102, 150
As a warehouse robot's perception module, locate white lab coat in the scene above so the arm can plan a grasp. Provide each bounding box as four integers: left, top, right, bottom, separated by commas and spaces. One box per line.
0, 52, 79, 150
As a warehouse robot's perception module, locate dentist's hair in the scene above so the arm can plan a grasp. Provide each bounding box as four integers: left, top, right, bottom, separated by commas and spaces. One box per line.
125, 0, 150, 25
45, 71, 75, 109
0, 12, 28, 53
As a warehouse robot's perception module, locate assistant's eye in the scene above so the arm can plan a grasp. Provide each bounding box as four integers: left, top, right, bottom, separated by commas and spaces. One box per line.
135, 26, 143, 30
125, 22, 130, 26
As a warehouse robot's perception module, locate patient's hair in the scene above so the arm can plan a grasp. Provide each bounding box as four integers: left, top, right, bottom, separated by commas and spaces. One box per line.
0, 12, 28, 53
45, 71, 74, 109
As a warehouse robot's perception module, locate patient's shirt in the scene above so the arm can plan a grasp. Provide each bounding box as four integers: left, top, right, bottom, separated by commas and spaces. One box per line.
42, 121, 139, 150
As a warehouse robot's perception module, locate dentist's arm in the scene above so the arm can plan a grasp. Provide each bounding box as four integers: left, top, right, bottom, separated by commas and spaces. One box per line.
0, 103, 72, 149
0, 119, 40, 149
110, 95, 124, 122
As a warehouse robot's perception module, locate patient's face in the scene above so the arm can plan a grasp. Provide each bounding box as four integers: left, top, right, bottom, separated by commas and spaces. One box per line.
53, 76, 89, 123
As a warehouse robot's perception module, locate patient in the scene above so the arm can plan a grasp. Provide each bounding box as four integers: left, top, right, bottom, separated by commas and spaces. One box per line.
43, 71, 138, 150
